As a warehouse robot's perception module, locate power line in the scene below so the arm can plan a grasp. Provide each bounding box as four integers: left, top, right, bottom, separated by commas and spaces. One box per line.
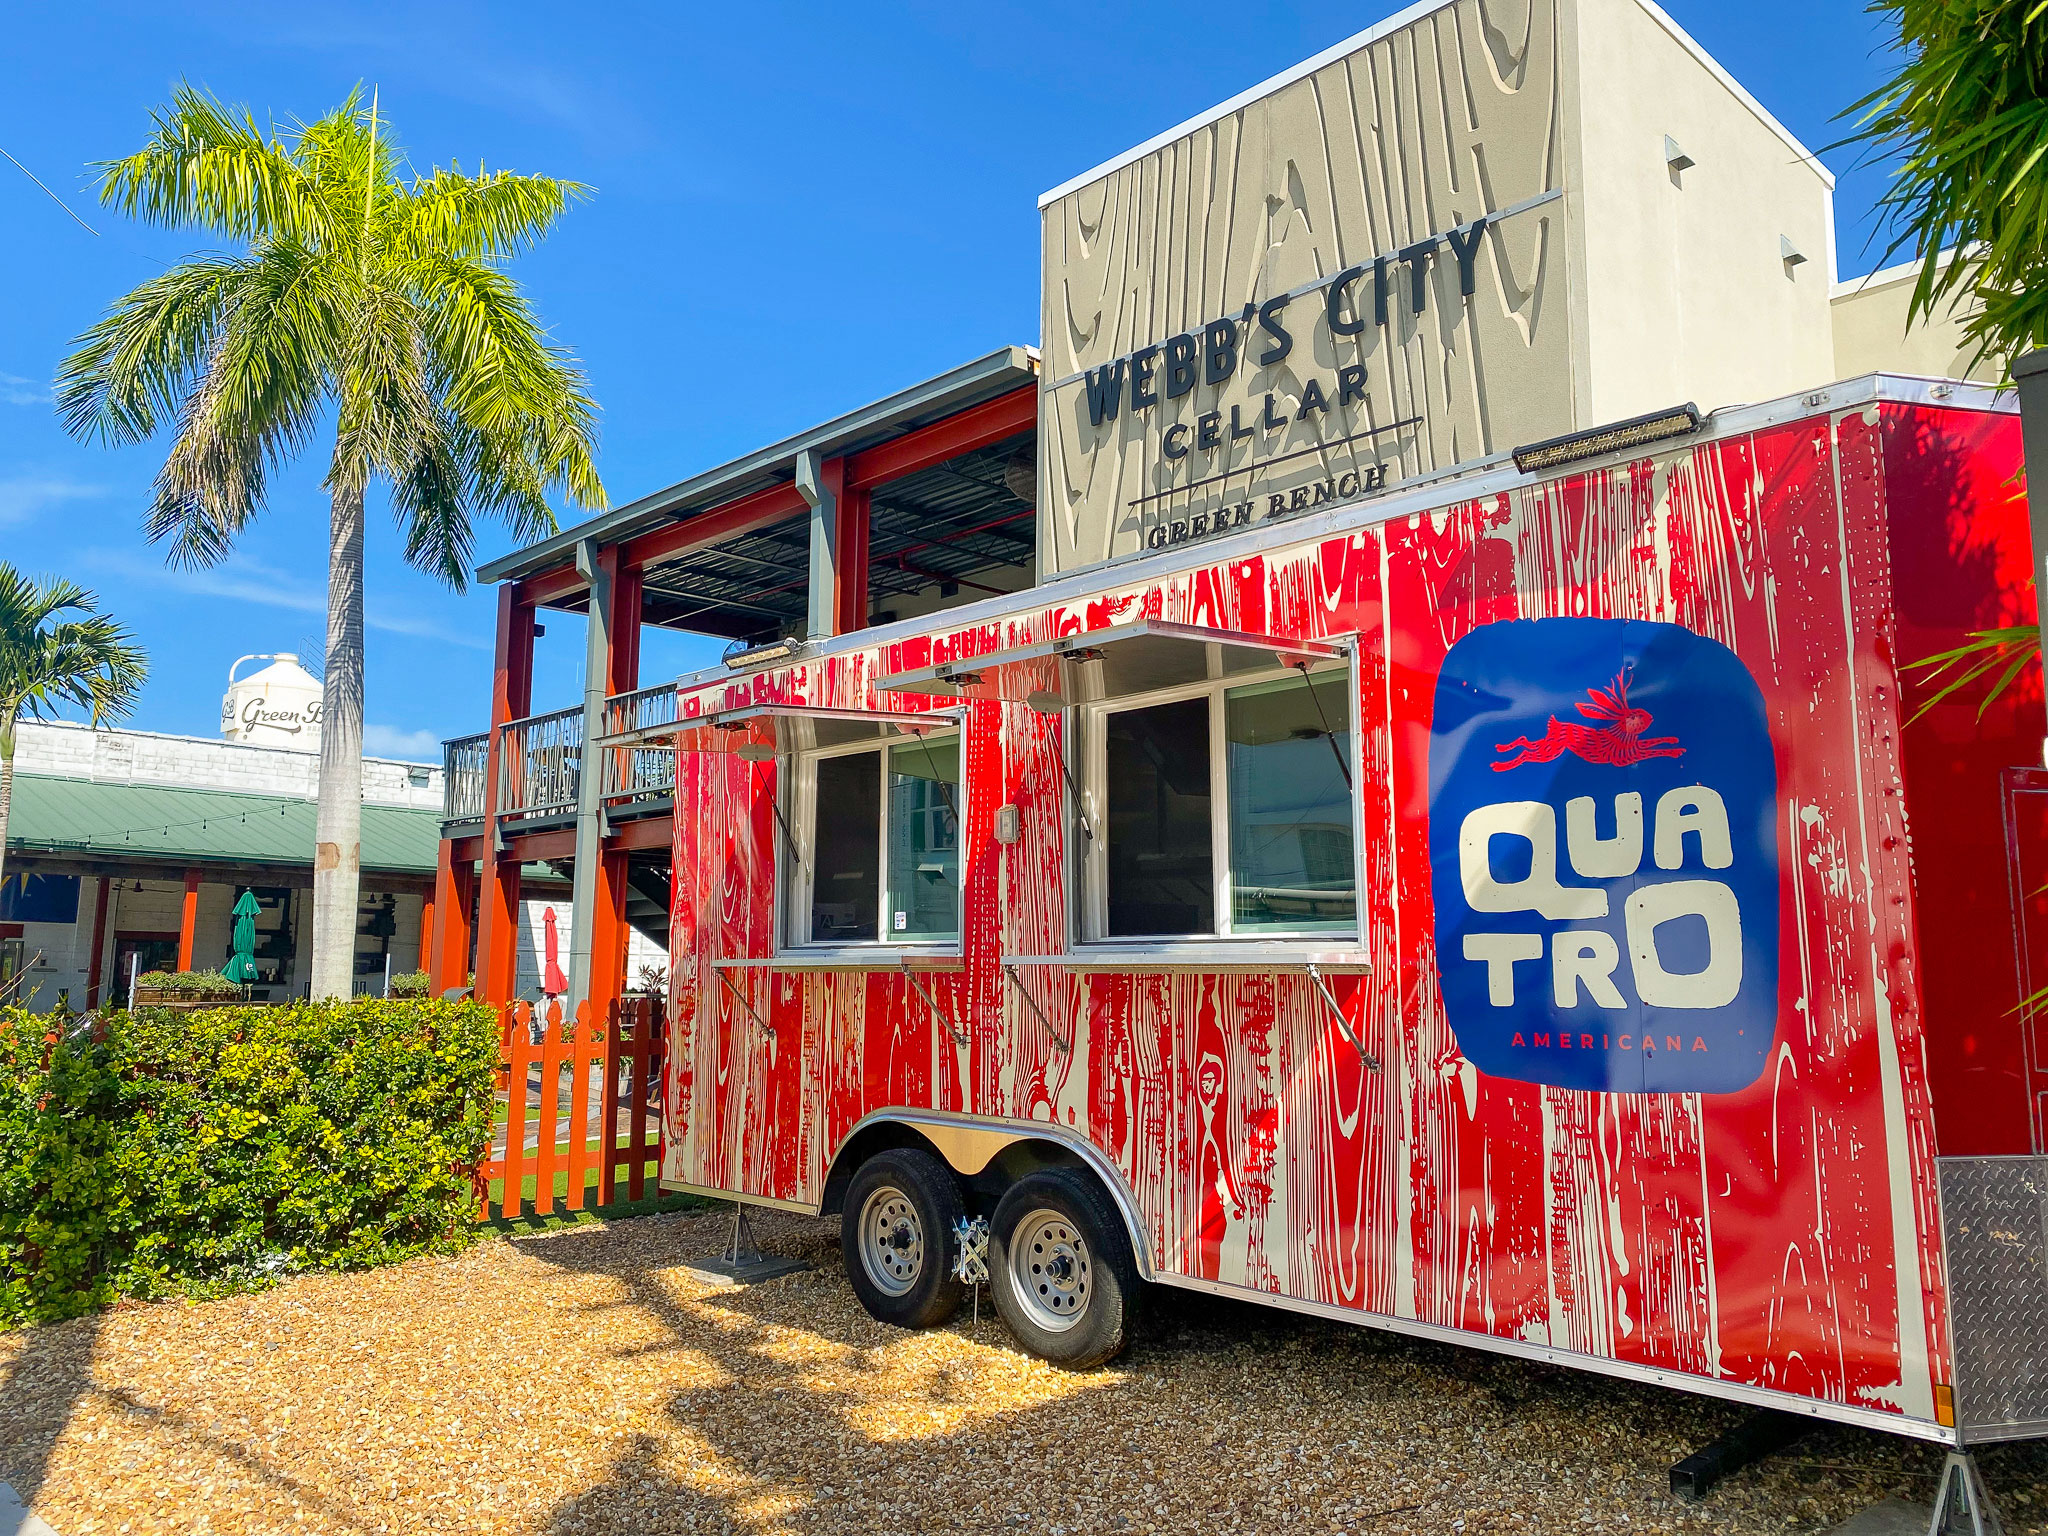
0, 144, 100, 237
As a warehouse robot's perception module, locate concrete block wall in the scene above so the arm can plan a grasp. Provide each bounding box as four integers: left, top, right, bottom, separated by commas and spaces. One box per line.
15, 720, 442, 810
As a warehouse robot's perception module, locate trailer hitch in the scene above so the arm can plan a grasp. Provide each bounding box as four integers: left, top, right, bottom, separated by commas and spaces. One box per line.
716, 967, 775, 1037
901, 958, 969, 1049
1003, 963, 1073, 1054
1304, 964, 1380, 1072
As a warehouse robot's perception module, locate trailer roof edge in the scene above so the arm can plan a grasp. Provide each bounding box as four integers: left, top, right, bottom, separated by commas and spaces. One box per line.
668, 371, 2014, 694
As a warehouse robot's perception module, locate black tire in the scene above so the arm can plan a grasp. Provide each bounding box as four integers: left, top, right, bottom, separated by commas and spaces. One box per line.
989, 1167, 1140, 1368
840, 1148, 966, 1330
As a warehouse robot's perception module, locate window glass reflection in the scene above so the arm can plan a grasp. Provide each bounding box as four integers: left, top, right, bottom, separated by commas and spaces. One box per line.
1225, 672, 1355, 932
886, 736, 960, 940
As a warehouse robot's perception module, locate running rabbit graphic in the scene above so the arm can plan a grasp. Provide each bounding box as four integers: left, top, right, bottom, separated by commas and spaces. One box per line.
1491, 665, 1684, 771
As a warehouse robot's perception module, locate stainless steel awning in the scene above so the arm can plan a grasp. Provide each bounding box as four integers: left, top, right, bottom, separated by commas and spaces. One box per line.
675, 703, 965, 757
874, 617, 1347, 703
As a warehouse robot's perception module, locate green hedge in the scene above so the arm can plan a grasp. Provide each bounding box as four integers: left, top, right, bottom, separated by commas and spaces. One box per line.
134, 969, 238, 996
0, 997, 500, 1327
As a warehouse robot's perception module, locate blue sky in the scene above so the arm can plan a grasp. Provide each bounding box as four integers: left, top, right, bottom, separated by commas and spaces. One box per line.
0, 0, 1902, 757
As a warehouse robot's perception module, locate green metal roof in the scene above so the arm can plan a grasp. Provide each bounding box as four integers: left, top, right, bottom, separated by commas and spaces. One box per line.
4, 774, 440, 873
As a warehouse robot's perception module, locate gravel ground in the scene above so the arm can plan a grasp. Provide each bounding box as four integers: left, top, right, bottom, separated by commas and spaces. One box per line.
3, 1207, 2046, 1536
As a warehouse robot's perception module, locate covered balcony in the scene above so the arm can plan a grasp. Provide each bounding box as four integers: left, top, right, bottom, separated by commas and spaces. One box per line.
432, 347, 1039, 1010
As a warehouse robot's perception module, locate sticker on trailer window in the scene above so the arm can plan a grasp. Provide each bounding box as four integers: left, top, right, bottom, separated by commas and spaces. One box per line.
1428, 617, 1779, 1094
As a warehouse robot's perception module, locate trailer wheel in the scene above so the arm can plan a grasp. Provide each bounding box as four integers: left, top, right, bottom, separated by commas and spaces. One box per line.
841, 1148, 965, 1330
989, 1168, 1139, 1368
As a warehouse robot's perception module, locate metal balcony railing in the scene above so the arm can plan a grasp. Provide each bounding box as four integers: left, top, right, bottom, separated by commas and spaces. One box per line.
443, 684, 679, 826
599, 684, 678, 804
602, 742, 676, 801
601, 683, 679, 740
499, 706, 583, 819
443, 732, 490, 822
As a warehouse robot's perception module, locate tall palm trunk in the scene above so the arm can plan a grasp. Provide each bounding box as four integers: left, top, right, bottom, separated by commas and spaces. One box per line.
310, 483, 365, 998
0, 710, 14, 894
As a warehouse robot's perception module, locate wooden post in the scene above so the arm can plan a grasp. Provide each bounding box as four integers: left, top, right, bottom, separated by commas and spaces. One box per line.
502, 1002, 532, 1219
474, 586, 535, 1004
564, 1000, 595, 1212
84, 876, 111, 1007
535, 999, 562, 1214
176, 868, 200, 972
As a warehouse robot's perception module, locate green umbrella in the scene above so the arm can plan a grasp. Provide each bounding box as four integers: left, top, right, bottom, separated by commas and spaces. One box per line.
223, 889, 260, 985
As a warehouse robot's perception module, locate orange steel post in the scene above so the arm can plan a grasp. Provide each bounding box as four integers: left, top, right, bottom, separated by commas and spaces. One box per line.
473, 586, 534, 1004
588, 848, 631, 1020
417, 893, 435, 980
176, 868, 200, 972
431, 851, 475, 995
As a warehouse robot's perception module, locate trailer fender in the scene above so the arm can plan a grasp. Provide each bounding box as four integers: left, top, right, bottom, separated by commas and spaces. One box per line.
822, 1109, 1156, 1282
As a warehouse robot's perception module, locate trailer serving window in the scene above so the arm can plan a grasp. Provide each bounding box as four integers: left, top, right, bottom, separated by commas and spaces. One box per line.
791, 728, 963, 946
1085, 666, 1355, 941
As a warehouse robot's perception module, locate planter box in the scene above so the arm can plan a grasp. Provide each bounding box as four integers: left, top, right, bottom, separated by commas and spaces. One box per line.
133, 989, 245, 1011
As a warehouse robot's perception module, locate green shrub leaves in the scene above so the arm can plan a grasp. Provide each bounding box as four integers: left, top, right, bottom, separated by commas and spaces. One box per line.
0, 997, 499, 1326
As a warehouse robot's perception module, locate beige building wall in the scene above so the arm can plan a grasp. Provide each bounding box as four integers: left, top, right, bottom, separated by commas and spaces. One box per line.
1564, 0, 1838, 421
1832, 257, 2000, 384
1037, 0, 1574, 574
1035, 0, 1997, 579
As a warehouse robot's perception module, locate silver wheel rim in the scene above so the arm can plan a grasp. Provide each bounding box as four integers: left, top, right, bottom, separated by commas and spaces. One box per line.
1009, 1207, 1091, 1333
857, 1185, 924, 1297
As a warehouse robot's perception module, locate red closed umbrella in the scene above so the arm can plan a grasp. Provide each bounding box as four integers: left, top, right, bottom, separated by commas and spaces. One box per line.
542, 906, 568, 996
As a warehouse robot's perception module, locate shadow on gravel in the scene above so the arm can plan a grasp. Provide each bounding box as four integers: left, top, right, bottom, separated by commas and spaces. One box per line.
517, 1209, 2048, 1535
0, 1311, 102, 1509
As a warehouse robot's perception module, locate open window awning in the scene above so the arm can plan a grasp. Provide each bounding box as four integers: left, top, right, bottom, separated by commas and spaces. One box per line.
874, 617, 1348, 704
675, 703, 965, 758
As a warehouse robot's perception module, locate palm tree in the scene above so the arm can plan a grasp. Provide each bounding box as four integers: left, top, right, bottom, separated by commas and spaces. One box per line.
0, 567, 148, 890
57, 86, 604, 998
1837, 1, 2048, 713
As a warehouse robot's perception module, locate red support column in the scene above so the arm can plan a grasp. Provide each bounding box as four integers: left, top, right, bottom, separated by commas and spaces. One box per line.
431, 841, 475, 995
418, 893, 435, 976
84, 876, 111, 1007
605, 552, 642, 696
836, 485, 871, 635
176, 868, 200, 972
474, 585, 535, 1004
588, 848, 631, 1020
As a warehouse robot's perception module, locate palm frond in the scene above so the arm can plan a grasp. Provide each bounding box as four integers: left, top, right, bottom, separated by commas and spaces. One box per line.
55, 256, 250, 445
1835, 0, 2048, 370
1905, 624, 2041, 722
142, 244, 337, 567
0, 565, 147, 729
393, 165, 591, 261
407, 252, 603, 510
72, 85, 601, 595
95, 82, 330, 246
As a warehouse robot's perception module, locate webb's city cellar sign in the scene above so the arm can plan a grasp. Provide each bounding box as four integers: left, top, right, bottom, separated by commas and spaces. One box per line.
1037, 0, 1574, 574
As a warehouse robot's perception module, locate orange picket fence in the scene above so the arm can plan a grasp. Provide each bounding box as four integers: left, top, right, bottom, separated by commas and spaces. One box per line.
477, 995, 665, 1220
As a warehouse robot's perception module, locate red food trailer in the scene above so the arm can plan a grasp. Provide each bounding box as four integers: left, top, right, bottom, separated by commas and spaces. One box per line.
661, 374, 2048, 1458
